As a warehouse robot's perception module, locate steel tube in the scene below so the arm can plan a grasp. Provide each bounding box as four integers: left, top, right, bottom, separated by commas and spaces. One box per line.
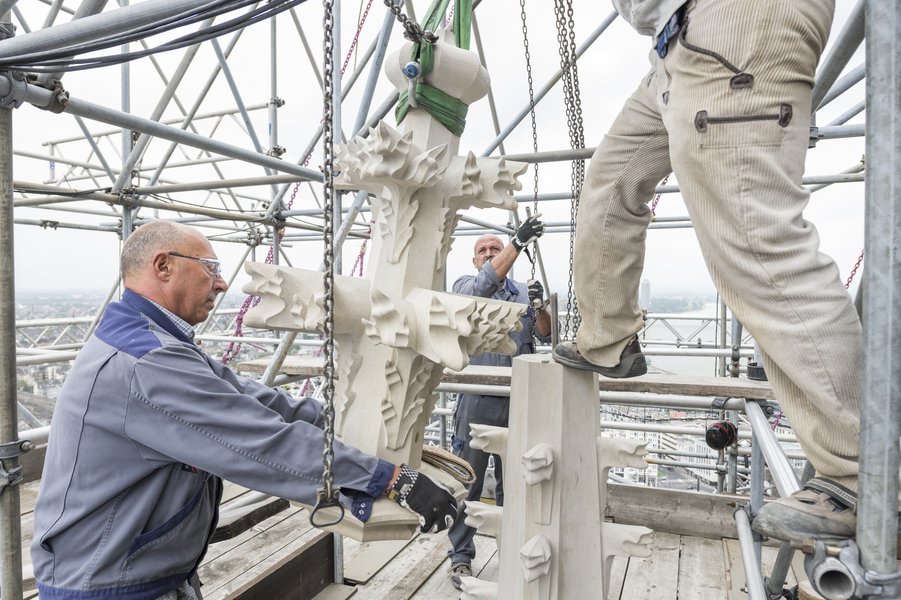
9, 81, 323, 181
811, 0, 865, 109
735, 507, 768, 600
858, 0, 901, 575
0, 0, 214, 59
112, 16, 212, 193
744, 401, 800, 498
0, 97, 21, 600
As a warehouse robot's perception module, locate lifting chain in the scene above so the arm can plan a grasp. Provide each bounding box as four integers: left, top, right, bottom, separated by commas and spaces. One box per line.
520, 0, 543, 346
382, 0, 438, 44
311, 0, 344, 528
554, 0, 586, 340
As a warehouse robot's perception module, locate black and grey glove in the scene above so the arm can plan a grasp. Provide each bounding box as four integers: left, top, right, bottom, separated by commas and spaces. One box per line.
386, 464, 457, 533
511, 214, 545, 251
527, 279, 546, 310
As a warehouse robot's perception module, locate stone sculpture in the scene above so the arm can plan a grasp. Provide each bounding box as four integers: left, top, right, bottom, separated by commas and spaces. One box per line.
243, 29, 528, 541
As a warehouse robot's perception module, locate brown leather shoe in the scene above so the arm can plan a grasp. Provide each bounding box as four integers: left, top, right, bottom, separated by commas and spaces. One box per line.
753, 485, 856, 545
552, 337, 647, 378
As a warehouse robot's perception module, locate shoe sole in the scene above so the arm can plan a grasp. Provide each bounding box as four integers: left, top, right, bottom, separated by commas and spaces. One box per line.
752, 517, 853, 548
552, 347, 648, 378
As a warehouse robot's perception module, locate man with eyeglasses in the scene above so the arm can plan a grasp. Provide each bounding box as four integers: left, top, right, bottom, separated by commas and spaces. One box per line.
31, 220, 456, 600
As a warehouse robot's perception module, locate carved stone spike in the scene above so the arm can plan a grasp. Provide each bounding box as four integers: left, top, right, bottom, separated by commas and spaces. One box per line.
242, 263, 370, 335
603, 523, 654, 559
469, 424, 508, 457
459, 577, 499, 600
363, 287, 415, 348
596, 437, 650, 520
463, 500, 504, 550
596, 437, 649, 476
522, 443, 555, 526
601, 523, 654, 600
520, 534, 552, 600
407, 288, 524, 371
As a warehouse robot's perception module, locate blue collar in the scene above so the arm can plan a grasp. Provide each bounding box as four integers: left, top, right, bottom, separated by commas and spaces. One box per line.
121, 289, 195, 345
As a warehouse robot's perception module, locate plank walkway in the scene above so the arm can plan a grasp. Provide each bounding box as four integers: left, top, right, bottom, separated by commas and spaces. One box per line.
16, 480, 814, 600
238, 355, 775, 400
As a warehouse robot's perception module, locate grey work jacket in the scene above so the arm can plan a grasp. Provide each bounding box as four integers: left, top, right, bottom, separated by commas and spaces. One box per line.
32, 289, 393, 600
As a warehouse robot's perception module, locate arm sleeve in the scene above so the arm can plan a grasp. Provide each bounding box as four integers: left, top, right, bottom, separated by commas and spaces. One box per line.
206, 356, 323, 426
124, 344, 392, 519
452, 261, 501, 298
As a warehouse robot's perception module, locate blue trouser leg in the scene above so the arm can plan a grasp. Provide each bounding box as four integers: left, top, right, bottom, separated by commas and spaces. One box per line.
446, 394, 509, 566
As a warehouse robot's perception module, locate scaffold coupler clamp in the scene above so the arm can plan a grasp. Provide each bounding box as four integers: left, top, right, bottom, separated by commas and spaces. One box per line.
0, 69, 28, 110
0, 439, 34, 495
804, 539, 901, 599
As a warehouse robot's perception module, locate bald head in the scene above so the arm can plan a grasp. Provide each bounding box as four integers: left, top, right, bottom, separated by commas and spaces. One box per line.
121, 220, 193, 282
472, 234, 504, 271
120, 221, 227, 325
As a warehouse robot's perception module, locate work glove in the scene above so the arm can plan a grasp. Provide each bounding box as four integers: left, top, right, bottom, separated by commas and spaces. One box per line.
527, 279, 545, 311
511, 214, 545, 251
386, 464, 457, 533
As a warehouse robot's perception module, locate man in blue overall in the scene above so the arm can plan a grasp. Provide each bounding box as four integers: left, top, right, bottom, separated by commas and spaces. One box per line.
31, 221, 457, 600
447, 215, 552, 588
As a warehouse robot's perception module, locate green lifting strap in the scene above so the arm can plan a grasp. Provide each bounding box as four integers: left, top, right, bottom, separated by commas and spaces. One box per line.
397, 83, 469, 137
395, 0, 473, 136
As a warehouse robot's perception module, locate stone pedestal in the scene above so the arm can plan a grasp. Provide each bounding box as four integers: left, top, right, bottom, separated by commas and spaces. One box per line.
459, 355, 653, 598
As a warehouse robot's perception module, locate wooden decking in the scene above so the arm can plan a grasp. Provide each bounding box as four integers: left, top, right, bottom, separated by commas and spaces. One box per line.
238, 355, 775, 400
17, 479, 813, 600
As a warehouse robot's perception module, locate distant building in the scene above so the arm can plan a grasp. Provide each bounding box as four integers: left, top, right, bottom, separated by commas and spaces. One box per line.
639, 279, 650, 309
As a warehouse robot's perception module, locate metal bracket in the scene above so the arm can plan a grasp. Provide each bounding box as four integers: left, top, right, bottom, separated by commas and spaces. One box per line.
0, 70, 28, 110
808, 125, 820, 149
805, 539, 901, 599
0, 439, 34, 495
711, 396, 729, 411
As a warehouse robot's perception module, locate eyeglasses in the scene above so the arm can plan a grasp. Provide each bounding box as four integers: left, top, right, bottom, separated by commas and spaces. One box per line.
167, 251, 222, 277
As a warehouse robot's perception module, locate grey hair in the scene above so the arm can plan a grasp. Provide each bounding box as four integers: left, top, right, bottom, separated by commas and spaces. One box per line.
120, 221, 188, 279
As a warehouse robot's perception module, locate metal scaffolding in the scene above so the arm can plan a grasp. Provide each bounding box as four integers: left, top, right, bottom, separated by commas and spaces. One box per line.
0, 1, 887, 598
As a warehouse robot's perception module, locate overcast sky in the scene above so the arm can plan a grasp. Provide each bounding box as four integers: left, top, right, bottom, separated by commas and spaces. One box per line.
8, 0, 865, 301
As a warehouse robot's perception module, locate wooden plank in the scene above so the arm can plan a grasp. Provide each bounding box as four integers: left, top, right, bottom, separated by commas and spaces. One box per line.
380, 536, 450, 599
677, 536, 727, 600
311, 584, 357, 600
598, 373, 773, 399
606, 556, 630, 600
413, 533, 497, 597
607, 484, 742, 540
722, 538, 798, 600
620, 531, 680, 600
351, 534, 451, 599
200, 509, 314, 595
237, 356, 774, 398
343, 538, 413, 584
205, 506, 306, 564
212, 498, 291, 543
225, 530, 333, 600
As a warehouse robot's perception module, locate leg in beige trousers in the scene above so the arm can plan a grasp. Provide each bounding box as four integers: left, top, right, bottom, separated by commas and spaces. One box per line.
575, 0, 864, 492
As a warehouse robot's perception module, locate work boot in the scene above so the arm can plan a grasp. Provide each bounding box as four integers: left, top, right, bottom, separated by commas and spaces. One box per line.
753, 479, 857, 545
448, 562, 472, 590
552, 337, 647, 378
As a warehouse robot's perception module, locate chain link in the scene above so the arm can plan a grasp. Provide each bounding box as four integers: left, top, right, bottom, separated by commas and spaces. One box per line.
844, 249, 864, 289
554, 0, 586, 339
519, 0, 543, 345
382, 0, 438, 43
317, 0, 340, 517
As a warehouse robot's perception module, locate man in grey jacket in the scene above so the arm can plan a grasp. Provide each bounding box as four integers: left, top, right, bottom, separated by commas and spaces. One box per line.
553, 0, 870, 546
31, 221, 456, 600
446, 216, 551, 589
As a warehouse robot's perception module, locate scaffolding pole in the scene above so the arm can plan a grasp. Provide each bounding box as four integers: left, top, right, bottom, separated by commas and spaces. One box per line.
857, 0, 901, 576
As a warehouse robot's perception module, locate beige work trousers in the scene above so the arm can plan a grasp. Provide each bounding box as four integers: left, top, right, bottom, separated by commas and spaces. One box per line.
574, 0, 864, 492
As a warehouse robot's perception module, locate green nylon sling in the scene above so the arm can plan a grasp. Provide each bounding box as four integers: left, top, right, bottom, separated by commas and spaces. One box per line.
394, 0, 473, 137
